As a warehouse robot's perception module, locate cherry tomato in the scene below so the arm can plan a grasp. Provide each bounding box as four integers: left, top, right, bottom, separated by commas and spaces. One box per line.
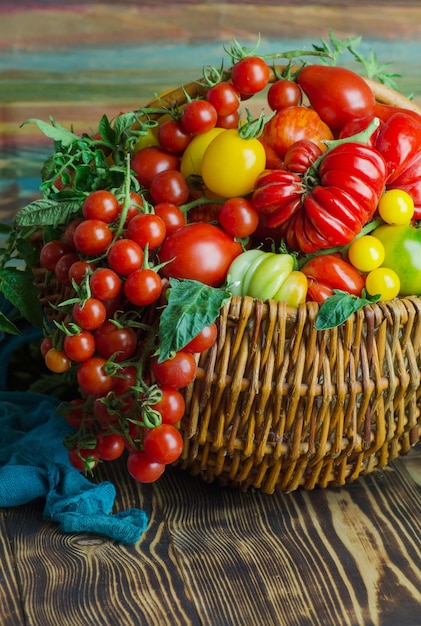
365, 267, 400, 301
40, 240, 71, 272
40, 337, 53, 358
64, 398, 95, 430
73, 219, 113, 256
218, 197, 259, 238
159, 222, 242, 287
45, 348, 71, 373
77, 356, 114, 396
95, 431, 125, 461
157, 119, 191, 153
127, 450, 166, 483
154, 202, 186, 236
180, 99, 218, 135
216, 110, 240, 130
206, 81, 240, 116
72, 297, 107, 331
179, 127, 225, 179
149, 169, 190, 206
143, 424, 183, 465
82, 190, 119, 223
54, 252, 80, 286
267, 79, 303, 111
111, 365, 138, 396
347, 235, 385, 272
107, 239, 144, 276
184, 322, 218, 353
378, 189, 415, 225
119, 191, 144, 226
201, 128, 266, 197
124, 268, 163, 307
127, 213, 166, 249
149, 387, 185, 425
89, 268, 122, 300
63, 330, 95, 362
151, 350, 197, 389
230, 56, 270, 95
94, 320, 137, 361
68, 445, 99, 472
131, 146, 180, 189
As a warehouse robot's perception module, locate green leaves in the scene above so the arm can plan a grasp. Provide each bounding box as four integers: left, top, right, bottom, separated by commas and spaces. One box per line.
0, 267, 43, 330
314, 289, 380, 330
15, 198, 82, 228
158, 279, 230, 362
20, 117, 80, 147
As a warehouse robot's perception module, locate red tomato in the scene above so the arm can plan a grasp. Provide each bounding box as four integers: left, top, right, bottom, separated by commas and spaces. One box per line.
261, 106, 334, 158
127, 450, 165, 483
89, 268, 122, 300
127, 213, 166, 249
40, 240, 71, 272
206, 81, 240, 116
95, 431, 125, 461
230, 56, 270, 95
180, 99, 218, 135
267, 79, 303, 111
72, 297, 107, 331
77, 356, 114, 396
131, 146, 180, 188
68, 446, 99, 472
301, 254, 365, 301
184, 322, 218, 353
82, 190, 119, 223
107, 239, 144, 276
149, 169, 190, 206
154, 202, 186, 236
218, 197, 259, 238
94, 320, 137, 362
124, 268, 163, 307
151, 351, 197, 389
159, 222, 242, 287
297, 65, 376, 131
63, 330, 95, 362
73, 219, 113, 256
157, 119, 191, 153
143, 424, 184, 464
149, 387, 185, 425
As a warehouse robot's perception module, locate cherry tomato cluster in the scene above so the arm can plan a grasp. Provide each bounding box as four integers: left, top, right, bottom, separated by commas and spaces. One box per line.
34, 40, 421, 483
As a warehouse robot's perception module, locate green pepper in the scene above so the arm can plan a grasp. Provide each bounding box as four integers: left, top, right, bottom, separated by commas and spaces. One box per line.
227, 250, 308, 306
372, 224, 421, 296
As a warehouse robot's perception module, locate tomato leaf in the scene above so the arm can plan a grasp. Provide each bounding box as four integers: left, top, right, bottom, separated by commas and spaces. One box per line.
15, 198, 81, 228
314, 289, 380, 330
0, 311, 21, 335
158, 278, 230, 362
0, 267, 43, 327
20, 118, 80, 147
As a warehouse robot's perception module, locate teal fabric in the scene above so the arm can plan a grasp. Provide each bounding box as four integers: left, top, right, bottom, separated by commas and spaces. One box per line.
0, 310, 148, 543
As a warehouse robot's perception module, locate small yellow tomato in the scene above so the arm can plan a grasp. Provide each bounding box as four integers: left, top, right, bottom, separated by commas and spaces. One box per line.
347, 235, 385, 272
378, 189, 414, 225
132, 127, 160, 153
365, 267, 400, 301
180, 127, 225, 179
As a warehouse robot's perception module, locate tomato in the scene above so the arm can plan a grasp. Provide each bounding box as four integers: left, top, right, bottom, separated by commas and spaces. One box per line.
149, 387, 185, 425
89, 268, 122, 300
347, 235, 385, 272
157, 119, 191, 153
124, 268, 163, 306
206, 81, 240, 116
365, 267, 400, 301
72, 297, 107, 331
40, 240, 71, 272
218, 197, 259, 238
127, 450, 165, 483
107, 239, 144, 276
180, 99, 218, 135
82, 190, 119, 223
374, 111, 421, 183
40, 337, 53, 358
273, 271, 309, 308
149, 169, 190, 206
131, 146, 180, 188
63, 330, 95, 362
95, 431, 125, 461
154, 202, 186, 236
230, 56, 270, 95
301, 254, 365, 301
73, 219, 113, 256
267, 79, 303, 111
68, 260, 95, 285
372, 224, 421, 296
143, 424, 183, 465
151, 350, 197, 389
297, 65, 376, 130
77, 356, 114, 396
159, 222, 242, 287
127, 213, 166, 249
179, 127, 225, 178
184, 322, 218, 353
201, 129, 266, 197
45, 348, 71, 373
378, 189, 415, 225
94, 320, 137, 362
120, 191, 144, 226
64, 398, 95, 430
283, 139, 323, 173
68, 445, 99, 472
216, 110, 240, 130
64, 218, 84, 249
386, 151, 421, 220
112, 365, 137, 396
54, 252, 80, 286
261, 106, 334, 158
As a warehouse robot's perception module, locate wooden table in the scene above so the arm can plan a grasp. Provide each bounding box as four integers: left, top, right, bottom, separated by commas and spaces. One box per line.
1, 445, 420, 626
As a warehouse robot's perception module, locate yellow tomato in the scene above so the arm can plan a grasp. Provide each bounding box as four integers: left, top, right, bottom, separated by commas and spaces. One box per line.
365, 267, 400, 301
347, 235, 385, 272
378, 189, 414, 225
180, 127, 225, 178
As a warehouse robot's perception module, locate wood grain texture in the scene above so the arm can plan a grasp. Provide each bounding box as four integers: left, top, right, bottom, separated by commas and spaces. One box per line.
1, 447, 420, 626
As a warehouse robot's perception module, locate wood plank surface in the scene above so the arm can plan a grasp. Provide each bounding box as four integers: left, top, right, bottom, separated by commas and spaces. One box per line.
1, 446, 420, 626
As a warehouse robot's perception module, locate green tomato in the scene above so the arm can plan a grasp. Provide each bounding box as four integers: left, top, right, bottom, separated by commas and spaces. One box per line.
373, 224, 421, 296
201, 129, 266, 198
245, 252, 294, 301
226, 249, 266, 295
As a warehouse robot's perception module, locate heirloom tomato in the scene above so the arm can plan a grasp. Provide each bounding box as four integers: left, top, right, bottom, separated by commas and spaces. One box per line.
201, 129, 266, 197
261, 106, 333, 158
372, 224, 421, 296
297, 65, 376, 131
301, 254, 365, 302
159, 222, 242, 287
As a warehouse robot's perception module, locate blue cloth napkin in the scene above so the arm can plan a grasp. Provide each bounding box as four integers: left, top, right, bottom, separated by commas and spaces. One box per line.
0, 311, 148, 543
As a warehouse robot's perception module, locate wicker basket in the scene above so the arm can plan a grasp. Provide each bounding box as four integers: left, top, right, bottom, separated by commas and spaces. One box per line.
34, 67, 421, 494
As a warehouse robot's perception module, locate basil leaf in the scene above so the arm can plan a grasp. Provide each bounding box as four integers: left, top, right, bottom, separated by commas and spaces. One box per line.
314, 289, 380, 330
158, 278, 230, 362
